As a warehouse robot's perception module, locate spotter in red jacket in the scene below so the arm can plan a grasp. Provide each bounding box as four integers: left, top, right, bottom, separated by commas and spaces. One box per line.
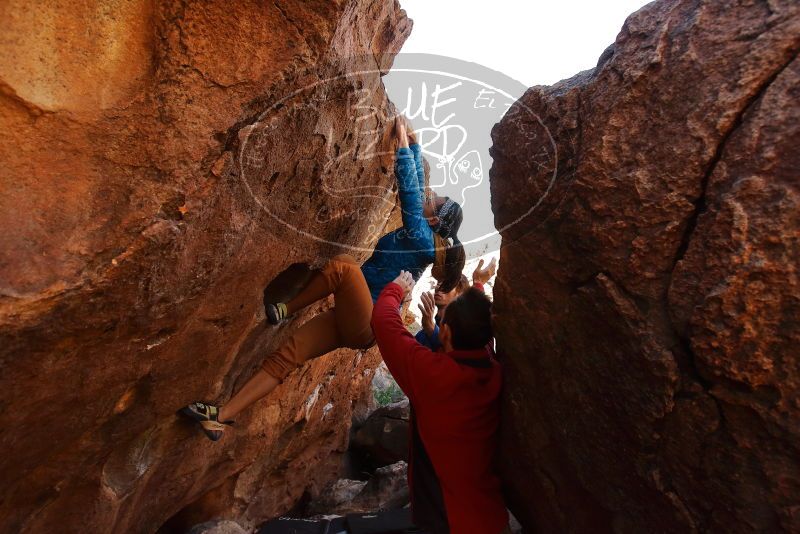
370, 282, 508, 534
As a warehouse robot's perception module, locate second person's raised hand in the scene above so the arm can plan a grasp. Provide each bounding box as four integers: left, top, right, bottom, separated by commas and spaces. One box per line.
417, 291, 436, 336
472, 257, 497, 285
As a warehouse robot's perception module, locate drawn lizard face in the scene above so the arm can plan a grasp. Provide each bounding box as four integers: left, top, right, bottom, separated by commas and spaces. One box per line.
450, 149, 483, 204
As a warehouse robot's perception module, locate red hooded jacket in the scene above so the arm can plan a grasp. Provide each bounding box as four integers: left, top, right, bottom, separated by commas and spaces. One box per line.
371, 282, 508, 534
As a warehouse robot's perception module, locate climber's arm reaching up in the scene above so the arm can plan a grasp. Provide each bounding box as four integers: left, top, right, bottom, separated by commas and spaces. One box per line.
406, 118, 426, 196
394, 117, 427, 235
410, 143, 427, 207
371, 272, 448, 405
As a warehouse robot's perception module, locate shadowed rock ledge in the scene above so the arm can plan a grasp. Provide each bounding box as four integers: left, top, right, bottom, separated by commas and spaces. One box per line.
490, 0, 800, 532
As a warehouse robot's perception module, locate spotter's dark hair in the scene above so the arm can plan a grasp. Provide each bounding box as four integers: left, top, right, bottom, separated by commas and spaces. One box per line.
442, 287, 493, 350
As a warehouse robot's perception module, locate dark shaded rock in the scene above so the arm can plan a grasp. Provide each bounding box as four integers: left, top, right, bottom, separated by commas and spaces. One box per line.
490, 0, 800, 532
351, 399, 410, 469
309, 461, 410, 515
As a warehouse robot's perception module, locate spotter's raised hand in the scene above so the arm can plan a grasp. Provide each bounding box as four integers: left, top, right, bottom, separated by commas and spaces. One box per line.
392, 270, 415, 299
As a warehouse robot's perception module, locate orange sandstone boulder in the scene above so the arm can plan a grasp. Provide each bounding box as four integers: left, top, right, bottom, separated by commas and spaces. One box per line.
490, 1, 800, 532
0, 0, 411, 532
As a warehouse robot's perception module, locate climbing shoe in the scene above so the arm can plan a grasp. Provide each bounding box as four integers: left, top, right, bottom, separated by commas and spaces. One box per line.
265, 302, 288, 325
180, 402, 234, 442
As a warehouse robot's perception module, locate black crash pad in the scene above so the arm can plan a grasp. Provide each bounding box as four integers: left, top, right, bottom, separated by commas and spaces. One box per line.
258, 516, 347, 534
346, 509, 420, 534
258, 509, 429, 534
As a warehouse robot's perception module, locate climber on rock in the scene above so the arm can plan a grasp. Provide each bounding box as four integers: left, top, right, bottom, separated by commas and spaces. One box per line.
371, 270, 509, 534
180, 115, 466, 441
416, 256, 497, 351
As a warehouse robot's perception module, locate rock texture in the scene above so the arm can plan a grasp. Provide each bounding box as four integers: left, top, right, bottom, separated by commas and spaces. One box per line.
0, 1, 411, 533
308, 461, 410, 515
351, 398, 410, 469
187, 520, 248, 534
490, 1, 800, 532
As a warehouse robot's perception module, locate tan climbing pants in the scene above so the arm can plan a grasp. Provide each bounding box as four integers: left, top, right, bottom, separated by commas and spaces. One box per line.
261, 254, 375, 381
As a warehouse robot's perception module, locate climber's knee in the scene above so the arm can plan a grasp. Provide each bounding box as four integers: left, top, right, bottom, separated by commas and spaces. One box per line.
260, 348, 298, 383
324, 254, 359, 286
260, 359, 290, 383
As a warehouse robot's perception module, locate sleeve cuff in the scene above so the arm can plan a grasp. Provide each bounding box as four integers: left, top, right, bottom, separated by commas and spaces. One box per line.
396, 147, 414, 159
384, 281, 405, 300
409, 143, 422, 155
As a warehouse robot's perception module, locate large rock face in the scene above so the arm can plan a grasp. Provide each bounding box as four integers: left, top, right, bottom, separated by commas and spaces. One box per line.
0, 1, 411, 532
490, 1, 799, 532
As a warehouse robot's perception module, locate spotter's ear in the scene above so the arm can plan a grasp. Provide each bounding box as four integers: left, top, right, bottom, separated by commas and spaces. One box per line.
428, 215, 440, 226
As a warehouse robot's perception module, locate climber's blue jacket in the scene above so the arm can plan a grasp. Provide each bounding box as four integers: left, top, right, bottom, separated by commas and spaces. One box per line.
415, 321, 442, 352
361, 143, 434, 302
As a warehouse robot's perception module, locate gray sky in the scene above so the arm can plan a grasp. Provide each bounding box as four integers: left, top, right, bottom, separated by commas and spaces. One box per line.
397, 0, 653, 87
